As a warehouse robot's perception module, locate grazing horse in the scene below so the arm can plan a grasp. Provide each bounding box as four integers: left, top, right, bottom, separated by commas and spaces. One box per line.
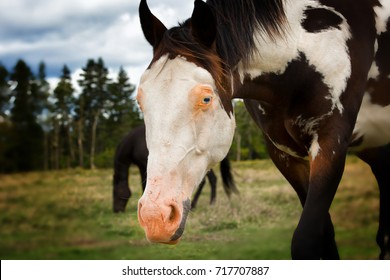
113, 124, 238, 213
136, 0, 390, 259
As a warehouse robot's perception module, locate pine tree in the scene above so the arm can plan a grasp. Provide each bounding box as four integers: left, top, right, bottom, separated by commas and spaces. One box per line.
34, 62, 51, 169
53, 65, 76, 168
9, 60, 44, 171
103, 66, 139, 146
108, 66, 137, 122
77, 58, 110, 169
32, 62, 50, 118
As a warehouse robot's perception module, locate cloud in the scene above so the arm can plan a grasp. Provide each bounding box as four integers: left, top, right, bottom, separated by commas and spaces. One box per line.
0, 0, 193, 89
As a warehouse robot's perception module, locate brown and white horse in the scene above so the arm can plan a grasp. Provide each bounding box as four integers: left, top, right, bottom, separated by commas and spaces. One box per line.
136, 0, 390, 259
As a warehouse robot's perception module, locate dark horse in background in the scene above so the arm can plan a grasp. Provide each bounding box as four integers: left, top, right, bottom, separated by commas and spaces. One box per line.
113, 124, 238, 213
136, 0, 390, 259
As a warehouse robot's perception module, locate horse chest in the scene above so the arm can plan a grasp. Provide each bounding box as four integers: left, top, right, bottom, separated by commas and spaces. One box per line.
244, 99, 317, 160
239, 48, 340, 160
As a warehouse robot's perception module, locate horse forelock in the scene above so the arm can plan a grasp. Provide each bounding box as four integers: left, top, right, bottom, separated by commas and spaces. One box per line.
151, 21, 233, 116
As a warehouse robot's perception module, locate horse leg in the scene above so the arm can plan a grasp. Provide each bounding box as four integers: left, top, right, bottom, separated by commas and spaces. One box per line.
265, 137, 340, 259
358, 144, 390, 259
207, 169, 217, 205
220, 156, 239, 196
191, 177, 206, 209
113, 162, 131, 213
291, 131, 349, 259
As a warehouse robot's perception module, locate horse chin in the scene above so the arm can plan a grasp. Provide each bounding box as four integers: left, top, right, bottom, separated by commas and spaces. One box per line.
160, 239, 181, 245
146, 236, 181, 245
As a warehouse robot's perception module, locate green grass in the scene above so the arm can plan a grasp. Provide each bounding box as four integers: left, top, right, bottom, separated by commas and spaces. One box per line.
0, 157, 380, 259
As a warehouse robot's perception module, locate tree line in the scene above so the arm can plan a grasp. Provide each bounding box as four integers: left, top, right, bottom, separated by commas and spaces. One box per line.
0, 58, 268, 173
0, 58, 142, 173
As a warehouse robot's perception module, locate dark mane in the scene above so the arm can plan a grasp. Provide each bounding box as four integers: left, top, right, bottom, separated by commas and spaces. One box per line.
207, 0, 286, 66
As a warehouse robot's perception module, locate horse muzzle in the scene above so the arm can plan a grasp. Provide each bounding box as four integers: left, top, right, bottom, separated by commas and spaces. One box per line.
138, 196, 191, 244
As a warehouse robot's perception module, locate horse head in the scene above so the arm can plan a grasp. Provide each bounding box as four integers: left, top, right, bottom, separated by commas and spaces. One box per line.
137, 0, 235, 244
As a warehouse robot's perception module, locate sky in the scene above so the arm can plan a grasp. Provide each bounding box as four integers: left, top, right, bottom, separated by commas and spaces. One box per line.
0, 0, 193, 90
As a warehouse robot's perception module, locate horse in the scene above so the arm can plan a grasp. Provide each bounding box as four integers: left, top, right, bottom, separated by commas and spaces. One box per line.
113, 124, 238, 213
136, 0, 390, 259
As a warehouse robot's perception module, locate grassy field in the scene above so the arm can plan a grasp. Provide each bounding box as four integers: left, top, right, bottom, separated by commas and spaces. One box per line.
0, 156, 380, 260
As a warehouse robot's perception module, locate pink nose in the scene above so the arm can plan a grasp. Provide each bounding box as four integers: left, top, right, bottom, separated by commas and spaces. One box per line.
138, 197, 190, 244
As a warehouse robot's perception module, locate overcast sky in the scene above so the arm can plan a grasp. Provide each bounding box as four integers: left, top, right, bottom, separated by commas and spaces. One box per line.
0, 0, 193, 90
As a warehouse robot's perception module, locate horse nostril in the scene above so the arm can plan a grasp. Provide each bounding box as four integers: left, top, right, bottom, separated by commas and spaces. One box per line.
137, 200, 145, 225
167, 203, 180, 224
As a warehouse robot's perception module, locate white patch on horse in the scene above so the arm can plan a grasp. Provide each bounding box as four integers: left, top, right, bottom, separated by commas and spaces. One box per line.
273, 141, 304, 159
294, 114, 331, 160
295, 115, 322, 135
267, 135, 308, 160
310, 134, 321, 160
368, 61, 380, 80
353, 92, 390, 150
237, 0, 305, 79
258, 104, 266, 115
237, 25, 299, 79
374, 39, 379, 53
238, 0, 351, 114
374, 0, 390, 34
297, 1, 352, 114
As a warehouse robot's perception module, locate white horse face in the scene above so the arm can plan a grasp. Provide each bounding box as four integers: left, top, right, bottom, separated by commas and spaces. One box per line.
137, 54, 235, 244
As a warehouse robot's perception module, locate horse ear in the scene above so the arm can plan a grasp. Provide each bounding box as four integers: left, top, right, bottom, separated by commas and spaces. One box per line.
191, 0, 216, 48
139, 0, 167, 48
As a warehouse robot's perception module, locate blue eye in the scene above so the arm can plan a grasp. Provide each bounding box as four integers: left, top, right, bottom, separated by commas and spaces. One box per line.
202, 96, 212, 104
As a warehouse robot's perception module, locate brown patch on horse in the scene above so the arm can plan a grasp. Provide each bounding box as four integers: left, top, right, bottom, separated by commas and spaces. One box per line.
366, 79, 390, 107
302, 7, 343, 33
376, 19, 390, 76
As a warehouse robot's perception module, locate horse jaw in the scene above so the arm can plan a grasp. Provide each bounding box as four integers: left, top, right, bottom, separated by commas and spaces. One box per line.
137, 55, 235, 243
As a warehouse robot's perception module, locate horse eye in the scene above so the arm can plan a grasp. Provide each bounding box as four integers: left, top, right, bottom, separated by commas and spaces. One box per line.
202, 96, 212, 104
